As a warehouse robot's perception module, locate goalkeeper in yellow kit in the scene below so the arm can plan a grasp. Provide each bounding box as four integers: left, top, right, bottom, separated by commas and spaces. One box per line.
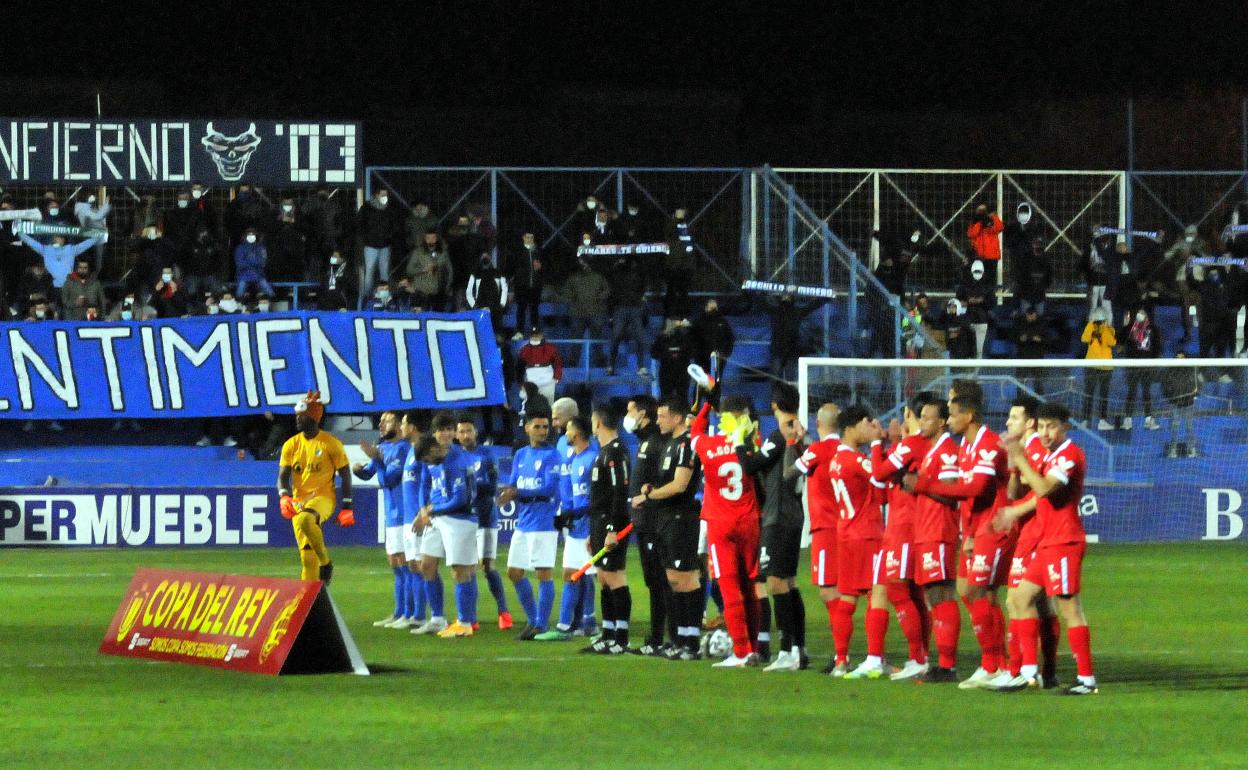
278, 391, 355, 583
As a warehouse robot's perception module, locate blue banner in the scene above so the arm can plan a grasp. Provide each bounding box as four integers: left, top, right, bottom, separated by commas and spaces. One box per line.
0, 487, 522, 548
0, 311, 505, 419
0, 118, 360, 186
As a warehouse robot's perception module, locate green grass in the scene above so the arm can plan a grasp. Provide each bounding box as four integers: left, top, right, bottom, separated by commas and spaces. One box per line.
1, 543, 1245, 769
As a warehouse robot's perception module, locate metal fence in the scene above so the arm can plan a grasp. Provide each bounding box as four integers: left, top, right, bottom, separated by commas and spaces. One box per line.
775, 168, 1126, 294
365, 166, 751, 292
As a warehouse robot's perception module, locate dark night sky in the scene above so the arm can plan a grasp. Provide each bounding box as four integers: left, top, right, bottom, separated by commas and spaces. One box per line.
4, 1, 1248, 167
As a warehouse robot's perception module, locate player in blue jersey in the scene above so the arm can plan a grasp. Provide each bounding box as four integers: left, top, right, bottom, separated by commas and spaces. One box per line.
496, 409, 562, 640
536, 415, 599, 641
456, 414, 512, 630
413, 412, 480, 638
352, 412, 414, 629
398, 411, 432, 633
553, 398, 599, 635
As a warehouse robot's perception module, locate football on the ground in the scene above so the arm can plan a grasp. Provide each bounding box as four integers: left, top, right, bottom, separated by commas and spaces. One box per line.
700, 628, 733, 659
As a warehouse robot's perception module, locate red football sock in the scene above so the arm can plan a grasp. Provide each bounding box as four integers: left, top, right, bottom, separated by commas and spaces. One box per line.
969, 598, 998, 672
824, 598, 838, 635
990, 603, 1007, 672
1067, 624, 1094, 678
865, 607, 889, 658
960, 594, 972, 613
888, 583, 927, 663
832, 600, 856, 663
932, 600, 961, 669
1040, 614, 1060, 679
911, 584, 932, 650
1007, 619, 1022, 676
1016, 617, 1039, 668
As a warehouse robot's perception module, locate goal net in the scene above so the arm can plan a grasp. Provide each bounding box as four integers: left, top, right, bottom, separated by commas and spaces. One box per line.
797, 357, 1248, 544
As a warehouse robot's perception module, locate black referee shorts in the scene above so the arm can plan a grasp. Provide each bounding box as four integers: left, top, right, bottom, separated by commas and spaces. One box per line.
653, 510, 700, 572
760, 523, 802, 580
589, 515, 629, 572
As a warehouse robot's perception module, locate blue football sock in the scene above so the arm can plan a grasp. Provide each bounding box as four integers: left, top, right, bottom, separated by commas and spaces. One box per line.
537, 579, 556, 631
485, 569, 508, 613
425, 573, 445, 618
556, 580, 578, 631
464, 579, 478, 624
454, 580, 478, 624
514, 577, 538, 624
393, 566, 406, 617
409, 570, 426, 619
580, 575, 597, 626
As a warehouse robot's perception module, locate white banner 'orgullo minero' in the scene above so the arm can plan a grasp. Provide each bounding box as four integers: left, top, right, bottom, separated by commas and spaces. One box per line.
0, 311, 504, 420
0, 119, 360, 186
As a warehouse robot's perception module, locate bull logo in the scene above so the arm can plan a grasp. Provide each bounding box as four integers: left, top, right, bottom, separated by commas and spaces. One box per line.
116, 591, 145, 642
200, 122, 262, 181
259, 589, 306, 664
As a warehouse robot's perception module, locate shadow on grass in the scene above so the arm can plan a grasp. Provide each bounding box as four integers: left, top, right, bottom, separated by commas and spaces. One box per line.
1100, 658, 1248, 692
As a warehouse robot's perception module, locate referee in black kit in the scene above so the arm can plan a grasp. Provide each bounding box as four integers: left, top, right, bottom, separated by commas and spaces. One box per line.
625, 394, 672, 656
584, 405, 634, 655
637, 397, 703, 660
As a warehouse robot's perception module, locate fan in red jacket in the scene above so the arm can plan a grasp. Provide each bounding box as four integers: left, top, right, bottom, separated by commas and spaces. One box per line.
516, 327, 563, 404
967, 203, 1004, 261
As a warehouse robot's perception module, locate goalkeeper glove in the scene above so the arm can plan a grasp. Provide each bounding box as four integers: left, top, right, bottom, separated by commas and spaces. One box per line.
337, 499, 355, 527
729, 416, 756, 449
279, 493, 297, 520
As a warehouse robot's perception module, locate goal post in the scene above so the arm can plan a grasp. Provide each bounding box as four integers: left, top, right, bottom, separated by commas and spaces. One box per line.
797, 357, 1248, 544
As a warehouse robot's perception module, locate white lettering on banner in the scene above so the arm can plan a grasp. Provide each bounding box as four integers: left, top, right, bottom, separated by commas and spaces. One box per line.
0, 494, 273, 546
1079, 494, 1100, 543
372, 319, 423, 400
242, 495, 267, 544
95, 123, 124, 179
1202, 489, 1244, 540
161, 323, 238, 408
160, 122, 191, 182
309, 317, 373, 404
425, 319, 486, 401
255, 318, 306, 406
62, 122, 91, 181
235, 321, 261, 407
0, 123, 17, 178
8, 328, 78, 409
140, 326, 165, 409
77, 326, 132, 411
129, 123, 157, 181
23, 122, 48, 180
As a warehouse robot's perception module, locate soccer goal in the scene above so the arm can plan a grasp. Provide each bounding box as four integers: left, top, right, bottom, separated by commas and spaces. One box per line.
797, 356, 1248, 544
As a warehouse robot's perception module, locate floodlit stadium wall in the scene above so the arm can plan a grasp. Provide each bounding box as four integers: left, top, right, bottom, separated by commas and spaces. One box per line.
0, 487, 521, 547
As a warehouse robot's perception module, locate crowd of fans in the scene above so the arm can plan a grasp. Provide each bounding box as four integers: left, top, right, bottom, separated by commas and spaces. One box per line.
7, 184, 1247, 453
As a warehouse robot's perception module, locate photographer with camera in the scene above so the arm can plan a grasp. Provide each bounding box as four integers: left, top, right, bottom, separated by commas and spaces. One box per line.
966, 203, 1004, 262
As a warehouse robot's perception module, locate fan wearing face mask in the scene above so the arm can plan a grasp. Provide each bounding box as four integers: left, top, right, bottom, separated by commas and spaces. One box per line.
1003, 202, 1039, 266
955, 258, 996, 357
356, 189, 398, 307
233, 227, 276, 299
967, 203, 1005, 263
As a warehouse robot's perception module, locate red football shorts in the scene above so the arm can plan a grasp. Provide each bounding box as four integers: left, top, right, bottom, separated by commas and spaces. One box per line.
1007, 531, 1042, 589
957, 537, 973, 580
968, 529, 1017, 589
1023, 542, 1086, 597
913, 540, 957, 586
706, 514, 761, 583
837, 537, 881, 596
881, 529, 913, 582
810, 528, 838, 587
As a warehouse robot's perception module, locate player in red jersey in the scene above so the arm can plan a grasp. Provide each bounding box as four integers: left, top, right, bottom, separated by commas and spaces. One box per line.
904, 398, 963, 683
915, 395, 1012, 689
690, 395, 763, 668
815, 405, 888, 678
843, 392, 942, 681
946, 379, 984, 612
993, 402, 1099, 695
791, 403, 844, 674
983, 395, 1061, 690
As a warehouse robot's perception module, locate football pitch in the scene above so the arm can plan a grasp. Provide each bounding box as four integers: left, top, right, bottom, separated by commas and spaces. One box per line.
2, 543, 1245, 769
